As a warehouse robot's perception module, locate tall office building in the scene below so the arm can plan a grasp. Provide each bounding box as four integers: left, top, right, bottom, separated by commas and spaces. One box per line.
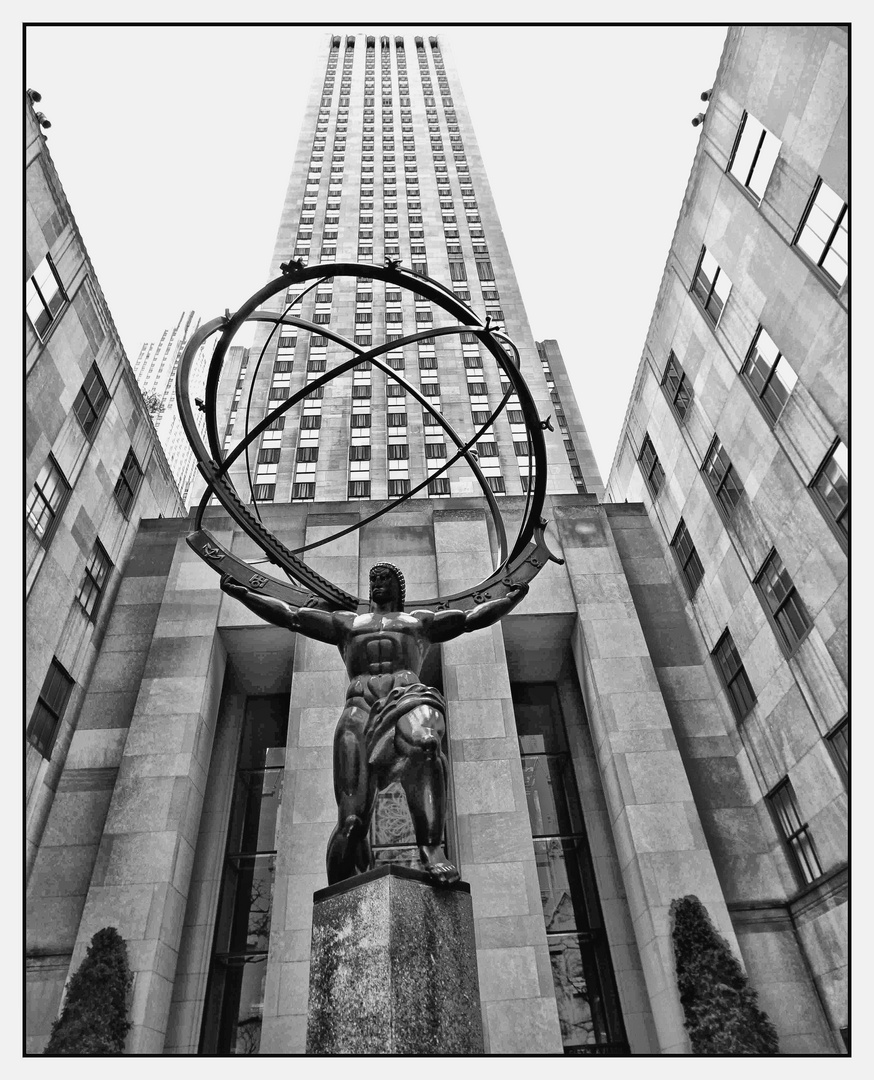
132, 311, 210, 502
26, 30, 846, 1058
211, 33, 602, 508
25, 95, 185, 871
607, 24, 848, 1048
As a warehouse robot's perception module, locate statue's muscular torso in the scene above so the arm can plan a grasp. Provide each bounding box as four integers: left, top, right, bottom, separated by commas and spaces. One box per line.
338, 611, 430, 679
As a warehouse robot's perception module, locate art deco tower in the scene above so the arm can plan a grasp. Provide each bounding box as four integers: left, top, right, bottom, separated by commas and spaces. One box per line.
205, 33, 604, 508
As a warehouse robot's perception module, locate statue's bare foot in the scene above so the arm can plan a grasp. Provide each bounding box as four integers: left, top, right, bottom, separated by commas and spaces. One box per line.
419, 845, 460, 884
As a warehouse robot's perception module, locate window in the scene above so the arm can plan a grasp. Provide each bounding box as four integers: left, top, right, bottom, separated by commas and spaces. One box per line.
27, 456, 70, 542
253, 484, 275, 502
114, 449, 143, 516
277, 335, 296, 349
767, 779, 822, 885
826, 717, 848, 787
728, 111, 781, 201
386, 384, 405, 398
421, 382, 440, 397
661, 353, 692, 421
742, 328, 798, 423
691, 247, 732, 327
348, 480, 371, 498
511, 683, 629, 1054
257, 448, 281, 465
199, 696, 288, 1055
292, 482, 316, 500
637, 434, 664, 497
702, 437, 743, 517
350, 414, 371, 429
27, 658, 74, 759
476, 260, 494, 281
388, 443, 409, 460
26, 254, 67, 340
712, 630, 756, 721
507, 409, 524, 425
755, 550, 811, 654
795, 178, 848, 287
296, 446, 318, 463
811, 439, 848, 542
428, 477, 451, 496
477, 441, 498, 457
77, 540, 112, 619
388, 479, 410, 497
72, 363, 110, 439
513, 440, 531, 456
671, 520, 705, 596
467, 381, 487, 397
486, 475, 506, 494
425, 442, 447, 459
300, 415, 321, 430
349, 445, 371, 461
387, 412, 407, 428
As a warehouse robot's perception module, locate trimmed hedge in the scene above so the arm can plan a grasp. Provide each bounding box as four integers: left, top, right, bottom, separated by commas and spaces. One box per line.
45, 927, 133, 1055
671, 895, 779, 1055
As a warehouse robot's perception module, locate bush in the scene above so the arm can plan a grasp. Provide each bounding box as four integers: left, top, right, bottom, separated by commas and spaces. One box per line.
45, 927, 133, 1055
670, 895, 779, 1055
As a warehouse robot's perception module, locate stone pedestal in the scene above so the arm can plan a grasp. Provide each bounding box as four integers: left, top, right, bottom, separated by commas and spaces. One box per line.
306, 865, 484, 1054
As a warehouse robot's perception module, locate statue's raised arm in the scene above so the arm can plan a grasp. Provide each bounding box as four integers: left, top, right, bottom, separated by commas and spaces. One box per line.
419, 580, 529, 644
219, 573, 346, 646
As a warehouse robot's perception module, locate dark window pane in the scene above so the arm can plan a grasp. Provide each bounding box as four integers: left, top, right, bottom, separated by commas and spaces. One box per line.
549, 935, 614, 1050
522, 755, 585, 837
534, 838, 604, 934
827, 718, 848, 786
512, 684, 569, 754
227, 770, 283, 855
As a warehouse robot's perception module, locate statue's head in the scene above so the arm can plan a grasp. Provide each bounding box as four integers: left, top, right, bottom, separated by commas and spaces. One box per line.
369, 562, 405, 609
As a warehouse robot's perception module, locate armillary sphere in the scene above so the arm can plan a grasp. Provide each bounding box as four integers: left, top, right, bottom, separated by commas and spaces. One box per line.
176, 260, 563, 612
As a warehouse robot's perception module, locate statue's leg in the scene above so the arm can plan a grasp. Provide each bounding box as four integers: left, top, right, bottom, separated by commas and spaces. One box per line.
326, 705, 371, 885
395, 705, 459, 884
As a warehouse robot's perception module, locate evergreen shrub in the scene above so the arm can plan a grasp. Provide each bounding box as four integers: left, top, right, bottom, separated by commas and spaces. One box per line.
45, 926, 133, 1055
670, 894, 779, 1055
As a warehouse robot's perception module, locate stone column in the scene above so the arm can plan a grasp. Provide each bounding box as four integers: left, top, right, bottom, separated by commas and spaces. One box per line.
433, 507, 564, 1054
555, 503, 741, 1053
65, 534, 229, 1053
306, 866, 483, 1054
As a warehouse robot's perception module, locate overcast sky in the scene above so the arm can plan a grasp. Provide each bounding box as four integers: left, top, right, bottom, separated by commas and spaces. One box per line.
25, 22, 727, 483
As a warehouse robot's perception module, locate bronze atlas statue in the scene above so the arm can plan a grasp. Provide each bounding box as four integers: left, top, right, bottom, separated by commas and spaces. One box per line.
221, 562, 527, 883
176, 260, 561, 885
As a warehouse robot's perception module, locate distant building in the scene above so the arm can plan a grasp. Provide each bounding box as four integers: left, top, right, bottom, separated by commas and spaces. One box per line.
607, 24, 848, 1048
26, 27, 847, 1058
132, 312, 211, 502
25, 94, 184, 878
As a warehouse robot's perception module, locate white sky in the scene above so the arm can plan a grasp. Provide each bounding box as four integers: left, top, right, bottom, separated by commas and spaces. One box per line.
25, 21, 727, 483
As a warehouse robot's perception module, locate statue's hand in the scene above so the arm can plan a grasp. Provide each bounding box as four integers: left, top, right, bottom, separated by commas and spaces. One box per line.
505, 579, 530, 597
220, 573, 248, 598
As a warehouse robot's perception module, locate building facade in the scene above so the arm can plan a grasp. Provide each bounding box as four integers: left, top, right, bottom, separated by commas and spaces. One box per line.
26, 28, 847, 1057
607, 25, 848, 1048
132, 311, 210, 503
25, 97, 184, 874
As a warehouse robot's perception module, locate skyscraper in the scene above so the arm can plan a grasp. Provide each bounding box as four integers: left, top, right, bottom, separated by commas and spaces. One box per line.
207, 33, 603, 510
132, 311, 210, 502
607, 24, 848, 1049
